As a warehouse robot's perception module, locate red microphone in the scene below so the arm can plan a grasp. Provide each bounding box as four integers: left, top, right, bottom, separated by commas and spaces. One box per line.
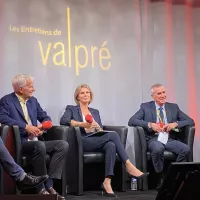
85, 114, 93, 123
42, 121, 52, 130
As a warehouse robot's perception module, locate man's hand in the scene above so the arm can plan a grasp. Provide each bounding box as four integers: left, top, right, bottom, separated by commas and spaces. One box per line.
38, 130, 45, 136
36, 124, 45, 136
163, 122, 178, 133
151, 123, 163, 133
37, 124, 43, 130
25, 125, 41, 136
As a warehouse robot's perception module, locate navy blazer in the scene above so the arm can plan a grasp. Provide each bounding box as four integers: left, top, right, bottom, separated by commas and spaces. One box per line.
0, 92, 51, 143
60, 105, 103, 136
128, 101, 195, 139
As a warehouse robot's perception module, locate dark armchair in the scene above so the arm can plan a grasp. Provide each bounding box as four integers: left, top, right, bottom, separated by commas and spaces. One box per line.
7, 125, 69, 197
0, 124, 10, 194
66, 125, 128, 195
0, 124, 18, 194
133, 125, 195, 190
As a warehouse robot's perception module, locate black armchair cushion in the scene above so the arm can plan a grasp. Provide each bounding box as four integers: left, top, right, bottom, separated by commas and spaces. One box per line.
147, 151, 177, 161
84, 152, 121, 164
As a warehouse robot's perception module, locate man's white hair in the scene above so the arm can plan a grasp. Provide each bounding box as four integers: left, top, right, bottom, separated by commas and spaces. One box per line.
150, 83, 164, 96
12, 74, 34, 92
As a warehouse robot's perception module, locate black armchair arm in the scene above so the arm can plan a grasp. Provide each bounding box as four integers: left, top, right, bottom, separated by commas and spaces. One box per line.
133, 126, 148, 190
74, 127, 84, 161
0, 124, 9, 143
177, 125, 195, 161
12, 126, 22, 165
133, 126, 147, 171
43, 126, 68, 141
103, 125, 128, 147
73, 127, 84, 195
178, 126, 195, 146
0, 124, 9, 194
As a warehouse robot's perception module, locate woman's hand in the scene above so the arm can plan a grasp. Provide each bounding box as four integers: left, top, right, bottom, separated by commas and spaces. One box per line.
90, 122, 103, 131
81, 121, 93, 129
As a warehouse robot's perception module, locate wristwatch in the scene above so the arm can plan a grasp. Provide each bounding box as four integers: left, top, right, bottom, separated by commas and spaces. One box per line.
148, 122, 152, 130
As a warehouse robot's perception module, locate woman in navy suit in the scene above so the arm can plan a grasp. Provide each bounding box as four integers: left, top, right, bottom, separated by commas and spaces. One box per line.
60, 84, 148, 197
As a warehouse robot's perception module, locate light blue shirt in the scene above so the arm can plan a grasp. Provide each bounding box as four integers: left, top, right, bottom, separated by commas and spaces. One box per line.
155, 102, 168, 124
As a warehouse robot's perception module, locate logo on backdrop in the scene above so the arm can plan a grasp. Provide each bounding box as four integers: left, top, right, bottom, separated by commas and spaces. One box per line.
9, 7, 111, 76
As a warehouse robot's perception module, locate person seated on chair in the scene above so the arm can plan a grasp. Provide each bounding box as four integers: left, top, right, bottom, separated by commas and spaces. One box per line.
60, 84, 149, 197
128, 83, 195, 190
0, 136, 48, 191
0, 74, 69, 200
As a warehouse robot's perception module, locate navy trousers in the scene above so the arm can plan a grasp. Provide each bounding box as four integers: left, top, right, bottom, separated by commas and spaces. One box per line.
82, 131, 128, 177
148, 136, 190, 173
0, 137, 24, 181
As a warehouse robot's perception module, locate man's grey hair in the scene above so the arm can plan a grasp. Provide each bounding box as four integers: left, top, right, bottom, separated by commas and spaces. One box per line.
12, 74, 34, 92
150, 83, 164, 96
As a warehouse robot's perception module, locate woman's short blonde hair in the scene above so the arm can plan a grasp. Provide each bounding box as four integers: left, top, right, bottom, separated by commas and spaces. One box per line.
74, 84, 94, 105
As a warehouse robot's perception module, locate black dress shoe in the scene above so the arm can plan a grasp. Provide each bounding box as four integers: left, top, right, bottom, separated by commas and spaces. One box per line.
101, 183, 118, 198
132, 172, 149, 180
47, 187, 66, 200
17, 174, 49, 191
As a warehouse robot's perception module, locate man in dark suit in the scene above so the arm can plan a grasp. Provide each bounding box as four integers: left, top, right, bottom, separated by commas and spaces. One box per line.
0, 136, 48, 191
128, 83, 195, 189
0, 74, 68, 199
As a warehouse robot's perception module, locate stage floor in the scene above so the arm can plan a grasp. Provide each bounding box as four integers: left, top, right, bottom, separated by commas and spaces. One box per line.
67, 189, 157, 200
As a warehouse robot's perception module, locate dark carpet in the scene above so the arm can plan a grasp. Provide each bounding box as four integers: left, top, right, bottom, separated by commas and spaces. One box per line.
67, 190, 158, 200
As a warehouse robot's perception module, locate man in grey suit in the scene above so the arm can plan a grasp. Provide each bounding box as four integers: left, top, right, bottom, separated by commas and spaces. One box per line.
128, 83, 195, 189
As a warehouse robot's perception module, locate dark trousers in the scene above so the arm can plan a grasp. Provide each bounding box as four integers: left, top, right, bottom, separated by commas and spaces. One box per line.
0, 137, 24, 181
148, 137, 190, 173
21, 140, 69, 179
82, 131, 128, 177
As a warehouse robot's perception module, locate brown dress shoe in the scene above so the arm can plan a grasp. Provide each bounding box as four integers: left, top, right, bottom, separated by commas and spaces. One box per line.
47, 187, 65, 200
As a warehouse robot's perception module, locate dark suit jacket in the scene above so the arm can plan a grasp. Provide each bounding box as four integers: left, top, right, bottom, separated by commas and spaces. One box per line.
60, 105, 103, 137
128, 101, 195, 140
0, 92, 51, 143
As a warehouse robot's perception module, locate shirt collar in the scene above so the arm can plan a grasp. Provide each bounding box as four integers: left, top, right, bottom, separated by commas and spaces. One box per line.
15, 93, 28, 104
155, 102, 165, 110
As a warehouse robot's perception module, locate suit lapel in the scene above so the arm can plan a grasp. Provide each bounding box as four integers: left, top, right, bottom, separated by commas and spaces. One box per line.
12, 93, 26, 120
165, 103, 172, 123
77, 105, 83, 122
89, 108, 97, 121
151, 102, 157, 123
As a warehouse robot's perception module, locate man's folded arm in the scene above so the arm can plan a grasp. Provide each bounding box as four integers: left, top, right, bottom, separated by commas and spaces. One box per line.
128, 108, 149, 130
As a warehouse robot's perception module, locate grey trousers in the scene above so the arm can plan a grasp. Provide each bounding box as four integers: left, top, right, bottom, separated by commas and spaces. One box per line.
21, 140, 69, 179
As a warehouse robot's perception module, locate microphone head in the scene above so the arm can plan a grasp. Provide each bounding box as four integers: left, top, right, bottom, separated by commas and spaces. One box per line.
85, 114, 93, 123
42, 121, 53, 130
